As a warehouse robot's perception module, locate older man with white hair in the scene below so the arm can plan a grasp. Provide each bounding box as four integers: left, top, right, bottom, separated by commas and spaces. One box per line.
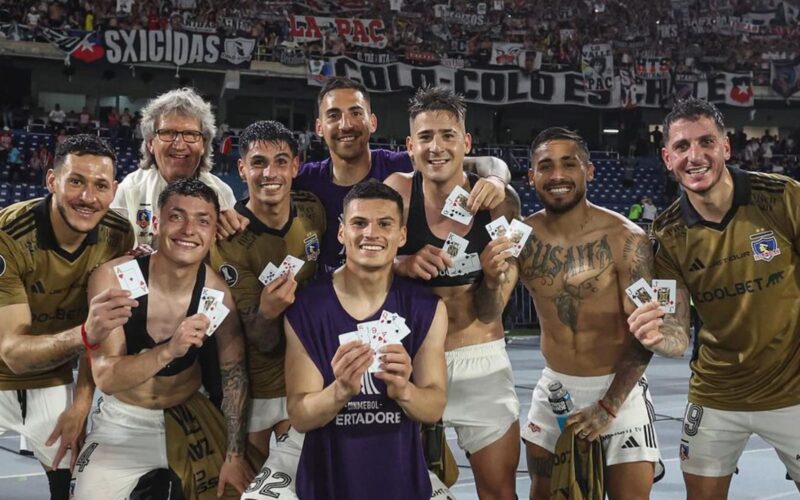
111, 87, 245, 248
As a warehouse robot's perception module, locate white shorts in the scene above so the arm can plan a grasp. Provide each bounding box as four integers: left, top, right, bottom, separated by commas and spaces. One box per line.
442, 339, 520, 454
242, 427, 304, 499
240, 428, 454, 500
521, 368, 661, 468
679, 402, 800, 480
0, 384, 71, 468
72, 395, 168, 500
248, 397, 288, 433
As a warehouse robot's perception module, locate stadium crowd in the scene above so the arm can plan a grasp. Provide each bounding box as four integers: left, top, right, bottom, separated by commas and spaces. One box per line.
0, 0, 798, 74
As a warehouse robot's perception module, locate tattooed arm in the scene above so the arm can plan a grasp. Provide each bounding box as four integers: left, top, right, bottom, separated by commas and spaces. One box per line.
211, 269, 255, 494
623, 228, 691, 358
475, 187, 521, 322
0, 304, 84, 373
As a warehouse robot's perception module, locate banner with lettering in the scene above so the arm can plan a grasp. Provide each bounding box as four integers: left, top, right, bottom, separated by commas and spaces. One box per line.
103, 29, 256, 67
306, 57, 758, 108
287, 15, 387, 49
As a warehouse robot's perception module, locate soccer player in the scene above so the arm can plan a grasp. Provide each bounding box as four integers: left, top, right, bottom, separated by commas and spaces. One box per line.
385, 87, 521, 499
518, 127, 669, 500
283, 180, 447, 499
630, 97, 800, 497
209, 121, 325, 458
296, 77, 511, 273
111, 87, 245, 247
73, 179, 258, 499
0, 135, 134, 499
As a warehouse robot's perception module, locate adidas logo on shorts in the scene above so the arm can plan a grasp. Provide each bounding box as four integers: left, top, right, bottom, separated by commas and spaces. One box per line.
621, 436, 640, 449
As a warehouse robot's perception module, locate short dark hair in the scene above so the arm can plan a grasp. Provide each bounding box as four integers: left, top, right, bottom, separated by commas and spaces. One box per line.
530, 127, 590, 163
662, 97, 725, 144
158, 178, 220, 216
317, 77, 370, 110
408, 86, 466, 125
53, 134, 117, 174
343, 180, 404, 222
238, 120, 298, 157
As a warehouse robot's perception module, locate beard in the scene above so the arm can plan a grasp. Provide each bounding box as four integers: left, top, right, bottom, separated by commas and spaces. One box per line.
537, 187, 586, 215
56, 199, 93, 234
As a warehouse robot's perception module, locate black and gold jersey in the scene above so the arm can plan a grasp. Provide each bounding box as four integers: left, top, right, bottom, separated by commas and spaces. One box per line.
209, 192, 325, 399
653, 168, 800, 411
0, 195, 134, 390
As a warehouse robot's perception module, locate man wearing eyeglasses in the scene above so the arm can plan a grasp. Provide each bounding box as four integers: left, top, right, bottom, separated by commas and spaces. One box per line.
111, 88, 243, 249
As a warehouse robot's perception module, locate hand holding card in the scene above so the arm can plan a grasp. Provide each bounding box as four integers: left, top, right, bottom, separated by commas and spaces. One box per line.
113, 260, 149, 299
441, 185, 473, 225
652, 279, 677, 314
625, 278, 656, 308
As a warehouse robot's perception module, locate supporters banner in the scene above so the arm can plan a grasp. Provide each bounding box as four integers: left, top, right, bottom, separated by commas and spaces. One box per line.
490, 43, 525, 67
771, 58, 800, 98
305, 57, 755, 108
619, 67, 639, 108
723, 72, 755, 106
635, 55, 671, 79
287, 15, 387, 49
40, 29, 106, 65
103, 30, 256, 67
581, 43, 614, 92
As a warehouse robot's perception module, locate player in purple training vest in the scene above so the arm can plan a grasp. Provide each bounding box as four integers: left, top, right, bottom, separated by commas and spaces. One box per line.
283, 181, 448, 500
294, 77, 512, 274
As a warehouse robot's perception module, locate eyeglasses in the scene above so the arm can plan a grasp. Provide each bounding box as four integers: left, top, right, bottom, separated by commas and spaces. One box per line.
156, 129, 204, 143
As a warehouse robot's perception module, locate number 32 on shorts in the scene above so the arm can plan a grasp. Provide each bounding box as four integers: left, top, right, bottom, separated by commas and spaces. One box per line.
683, 403, 704, 437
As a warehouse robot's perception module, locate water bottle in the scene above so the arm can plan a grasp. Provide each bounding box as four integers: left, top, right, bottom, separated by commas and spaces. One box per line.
547, 380, 574, 432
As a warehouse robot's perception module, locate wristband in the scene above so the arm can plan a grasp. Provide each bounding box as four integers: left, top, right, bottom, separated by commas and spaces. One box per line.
81, 323, 100, 352
598, 399, 617, 418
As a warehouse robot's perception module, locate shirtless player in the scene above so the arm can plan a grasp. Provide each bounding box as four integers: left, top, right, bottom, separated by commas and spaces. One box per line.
518, 127, 674, 499
73, 179, 257, 499
385, 87, 520, 500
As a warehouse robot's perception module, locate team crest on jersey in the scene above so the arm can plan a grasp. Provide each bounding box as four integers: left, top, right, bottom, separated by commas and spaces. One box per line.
136, 208, 152, 230
304, 233, 320, 261
750, 231, 781, 262
0, 255, 5, 277
219, 264, 239, 287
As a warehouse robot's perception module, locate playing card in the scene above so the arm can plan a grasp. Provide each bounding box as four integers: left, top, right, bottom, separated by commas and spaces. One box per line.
205, 302, 230, 336
446, 252, 481, 276
652, 279, 677, 314
113, 260, 149, 299
485, 216, 510, 240
198, 287, 224, 316
443, 232, 469, 259
338, 331, 362, 345
441, 185, 473, 224
258, 262, 280, 285
279, 255, 305, 277
508, 220, 533, 257
625, 278, 657, 307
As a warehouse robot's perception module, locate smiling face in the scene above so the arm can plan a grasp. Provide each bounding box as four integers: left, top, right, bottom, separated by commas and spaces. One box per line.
339, 198, 406, 272
239, 140, 298, 208
529, 139, 594, 214
147, 113, 205, 183
406, 110, 471, 185
662, 116, 730, 195
156, 194, 217, 266
316, 88, 377, 162
47, 153, 116, 235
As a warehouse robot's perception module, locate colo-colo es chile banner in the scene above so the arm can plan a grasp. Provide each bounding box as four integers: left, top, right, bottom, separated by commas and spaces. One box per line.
103, 29, 256, 67
308, 56, 757, 108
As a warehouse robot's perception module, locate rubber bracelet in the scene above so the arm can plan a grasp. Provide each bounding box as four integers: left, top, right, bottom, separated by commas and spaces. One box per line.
81, 323, 100, 352
598, 399, 617, 418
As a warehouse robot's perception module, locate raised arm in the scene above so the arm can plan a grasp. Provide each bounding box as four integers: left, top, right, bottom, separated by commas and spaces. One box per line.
375, 300, 448, 423
89, 262, 206, 394
285, 319, 374, 433
625, 231, 691, 358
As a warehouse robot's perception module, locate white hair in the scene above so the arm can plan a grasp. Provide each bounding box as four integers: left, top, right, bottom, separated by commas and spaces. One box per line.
137, 87, 217, 172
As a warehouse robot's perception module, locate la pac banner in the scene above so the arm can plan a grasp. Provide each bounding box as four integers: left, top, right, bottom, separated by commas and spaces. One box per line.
307, 57, 755, 108
288, 15, 387, 49
103, 29, 255, 67
581, 43, 614, 92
